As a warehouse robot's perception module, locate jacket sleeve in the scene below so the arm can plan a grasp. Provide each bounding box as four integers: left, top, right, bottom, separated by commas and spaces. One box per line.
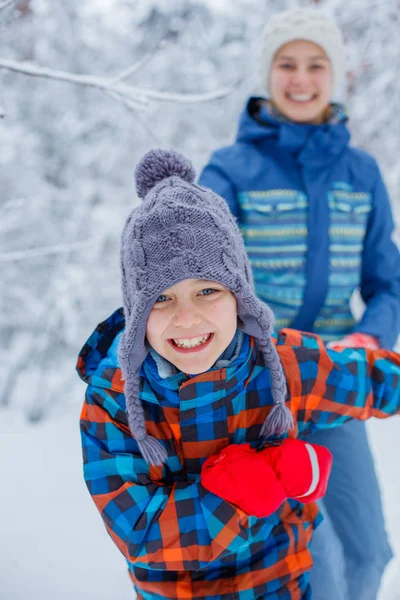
80, 385, 254, 571
276, 329, 400, 435
355, 167, 400, 349
198, 151, 240, 219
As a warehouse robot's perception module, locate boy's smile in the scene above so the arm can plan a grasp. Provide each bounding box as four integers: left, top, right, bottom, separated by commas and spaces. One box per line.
146, 279, 238, 374
169, 332, 213, 351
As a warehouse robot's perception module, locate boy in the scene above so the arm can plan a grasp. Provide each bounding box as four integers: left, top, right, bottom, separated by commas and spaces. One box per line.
78, 149, 400, 600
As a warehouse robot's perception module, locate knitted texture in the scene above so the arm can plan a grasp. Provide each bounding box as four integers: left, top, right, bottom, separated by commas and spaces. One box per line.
258, 7, 345, 101
119, 148, 291, 465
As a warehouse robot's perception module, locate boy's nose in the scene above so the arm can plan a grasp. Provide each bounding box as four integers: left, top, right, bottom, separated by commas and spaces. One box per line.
172, 303, 202, 329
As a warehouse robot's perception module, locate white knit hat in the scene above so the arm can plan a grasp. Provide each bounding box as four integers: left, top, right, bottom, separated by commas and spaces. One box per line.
258, 7, 346, 101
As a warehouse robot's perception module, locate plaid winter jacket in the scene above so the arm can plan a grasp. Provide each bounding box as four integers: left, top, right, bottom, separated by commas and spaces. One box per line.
77, 309, 400, 600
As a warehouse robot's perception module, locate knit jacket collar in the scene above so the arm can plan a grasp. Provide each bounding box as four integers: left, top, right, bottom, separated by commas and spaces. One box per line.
236, 97, 350, 166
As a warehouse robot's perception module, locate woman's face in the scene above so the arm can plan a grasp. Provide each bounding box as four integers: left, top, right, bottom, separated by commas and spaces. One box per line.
269, 40, 333, 124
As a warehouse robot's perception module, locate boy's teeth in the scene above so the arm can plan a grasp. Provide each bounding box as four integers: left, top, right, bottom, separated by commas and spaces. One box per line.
173, 334, 210, 348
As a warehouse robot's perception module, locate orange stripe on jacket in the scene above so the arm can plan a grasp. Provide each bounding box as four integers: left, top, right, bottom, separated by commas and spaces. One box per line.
80, 402, 131, 435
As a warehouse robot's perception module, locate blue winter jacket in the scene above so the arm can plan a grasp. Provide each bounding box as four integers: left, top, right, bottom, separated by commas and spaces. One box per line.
199, 98, 400, 348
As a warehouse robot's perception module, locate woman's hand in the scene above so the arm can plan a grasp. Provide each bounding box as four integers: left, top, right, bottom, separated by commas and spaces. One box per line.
327, 332, 379, 350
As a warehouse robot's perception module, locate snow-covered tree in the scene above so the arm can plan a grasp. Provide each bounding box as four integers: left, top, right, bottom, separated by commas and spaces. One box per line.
0, 0, 399, 417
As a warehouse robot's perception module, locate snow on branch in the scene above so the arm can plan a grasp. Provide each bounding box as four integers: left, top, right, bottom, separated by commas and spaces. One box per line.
0, 0, 19, 12
0, 58, 148, 109
0, 57, 240, 108
0, 238, 99, 262
109, 38, 168, 85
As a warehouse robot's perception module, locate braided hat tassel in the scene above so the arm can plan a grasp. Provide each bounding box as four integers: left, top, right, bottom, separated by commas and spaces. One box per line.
123, 365, 168, 466
259, 337, 294, 438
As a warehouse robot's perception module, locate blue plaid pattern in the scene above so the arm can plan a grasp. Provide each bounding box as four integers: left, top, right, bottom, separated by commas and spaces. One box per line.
78, 310, 400, 599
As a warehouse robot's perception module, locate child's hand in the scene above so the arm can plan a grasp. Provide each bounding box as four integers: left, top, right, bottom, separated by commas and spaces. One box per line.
200, 440, 332, 518
262, 438, 332, 503
201, 443, 286, 518
327, 332, 379, 350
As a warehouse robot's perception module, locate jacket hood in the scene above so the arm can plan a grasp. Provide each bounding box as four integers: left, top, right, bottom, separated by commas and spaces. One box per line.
76, 308, 125, 391
236, 97, 350, 165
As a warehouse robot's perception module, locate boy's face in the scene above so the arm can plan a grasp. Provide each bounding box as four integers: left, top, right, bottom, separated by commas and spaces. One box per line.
146, 279, 238, 375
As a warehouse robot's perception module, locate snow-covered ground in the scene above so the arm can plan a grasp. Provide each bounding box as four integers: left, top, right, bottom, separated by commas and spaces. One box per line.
1, 394, 399, 600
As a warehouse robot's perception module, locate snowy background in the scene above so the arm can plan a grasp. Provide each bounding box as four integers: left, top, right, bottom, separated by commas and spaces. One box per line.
1, 1, 399, 599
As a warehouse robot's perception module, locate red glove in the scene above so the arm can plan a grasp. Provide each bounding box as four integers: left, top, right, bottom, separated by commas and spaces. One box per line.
262, 438, 332, 503
327, 332, 379, 351
201, 444, 286, 518
200, 440, 332, 518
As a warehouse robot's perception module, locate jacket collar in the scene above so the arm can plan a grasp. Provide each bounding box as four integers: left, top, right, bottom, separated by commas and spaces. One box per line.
141, 332, 257, 404
236, 96, 350, 166
76, 310, 258, 406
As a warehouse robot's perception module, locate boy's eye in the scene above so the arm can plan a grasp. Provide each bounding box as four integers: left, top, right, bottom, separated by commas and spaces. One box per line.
199, 288, 218, 296
310, 64, 324, 70
278, 63, 294, 70
155, 294, 169, 303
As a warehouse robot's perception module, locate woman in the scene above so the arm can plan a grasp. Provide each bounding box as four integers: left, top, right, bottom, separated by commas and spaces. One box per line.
199, 7, 400, 600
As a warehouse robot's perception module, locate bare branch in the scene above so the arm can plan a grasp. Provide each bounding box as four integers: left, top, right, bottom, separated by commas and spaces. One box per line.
109, 39, 168, 85
0, 57, 148, 107
0, 57, 240, 106
0, 237, 99, 262
0, 0, 19, 12
137, 82, 243, 104
110, 59, 152, 85
102, 88, 148, 114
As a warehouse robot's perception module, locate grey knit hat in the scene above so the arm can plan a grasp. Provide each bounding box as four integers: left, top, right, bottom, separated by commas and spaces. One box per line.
258, 7, 346, 101
119, 149, 293, 465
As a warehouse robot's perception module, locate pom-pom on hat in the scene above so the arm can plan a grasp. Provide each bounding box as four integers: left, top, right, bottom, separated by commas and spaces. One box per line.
119, 149, 293, 466
135, 150, 196, 199
258, 7, 346, 101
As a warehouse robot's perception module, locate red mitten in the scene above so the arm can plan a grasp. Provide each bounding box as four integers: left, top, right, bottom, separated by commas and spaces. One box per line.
201, 444, 287, 518
262, 439, 332, 503
327, 332, 379, 351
